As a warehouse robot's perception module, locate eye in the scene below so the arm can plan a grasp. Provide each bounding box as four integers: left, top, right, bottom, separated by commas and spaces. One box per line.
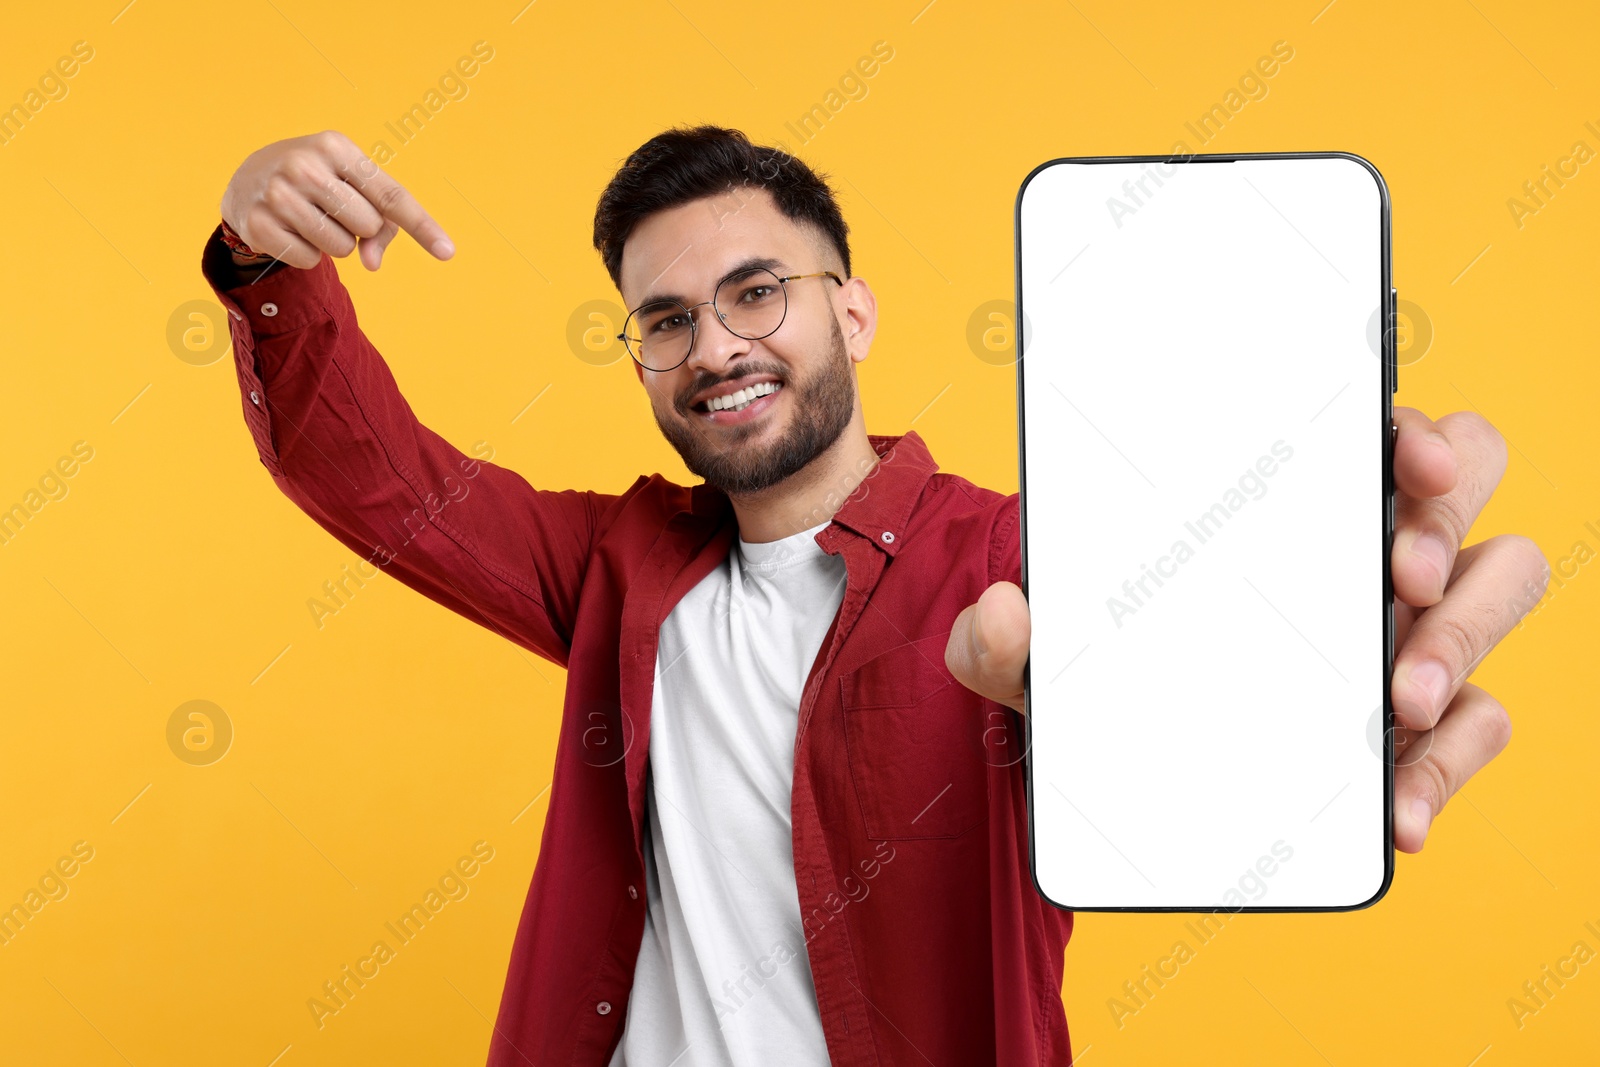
737, 283, 778, 304
635, 302, 689, 335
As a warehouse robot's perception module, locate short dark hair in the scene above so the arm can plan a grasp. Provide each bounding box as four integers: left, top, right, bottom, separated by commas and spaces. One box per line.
592, 124, 852, 295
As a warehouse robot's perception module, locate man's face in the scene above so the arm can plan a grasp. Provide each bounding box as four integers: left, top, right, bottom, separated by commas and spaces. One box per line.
618, 186, 873, 496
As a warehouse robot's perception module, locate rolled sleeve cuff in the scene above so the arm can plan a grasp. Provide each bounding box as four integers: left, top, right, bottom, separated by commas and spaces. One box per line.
199, 224, 342, 476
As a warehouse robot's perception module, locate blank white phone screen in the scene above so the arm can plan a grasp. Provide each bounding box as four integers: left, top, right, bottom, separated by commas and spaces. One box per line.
1018, 155, 1390, 911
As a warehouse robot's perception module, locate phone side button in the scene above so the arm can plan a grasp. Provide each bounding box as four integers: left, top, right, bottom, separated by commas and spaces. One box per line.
1389, 603, 1396, 668
1391, 287, 1399, 394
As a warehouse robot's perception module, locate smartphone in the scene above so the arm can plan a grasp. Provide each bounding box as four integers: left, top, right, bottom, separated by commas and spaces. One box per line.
1015, 153, 1395, 912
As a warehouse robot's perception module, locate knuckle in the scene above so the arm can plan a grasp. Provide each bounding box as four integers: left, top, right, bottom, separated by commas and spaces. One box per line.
346, 211, 384, 240
1415, 609, 1486, 677
285, 153, 322, 189
1500, 534, 1551, 592
1482, 699, 1513, 754
1450, 407, 1488, 433
1427, 491, 1474, 547
1451, 409, 1508, 470
244, 214, 278, 249
262, 174, 296, 211
375, 183, 407, 215
1457, 683, 1512, 758
1486, 535, 1550, 620
1449, 408, 1493, 444
341, 154, 382, 186
319, 219, 357, 255
1411, 751, 1452, 812
1481, 420, 1509, 469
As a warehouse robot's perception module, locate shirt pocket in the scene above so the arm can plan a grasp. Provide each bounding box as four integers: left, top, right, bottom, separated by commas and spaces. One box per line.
840, 634, 987, 840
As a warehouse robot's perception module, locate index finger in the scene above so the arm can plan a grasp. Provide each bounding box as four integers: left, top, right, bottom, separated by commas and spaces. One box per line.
327, 139, 455, 260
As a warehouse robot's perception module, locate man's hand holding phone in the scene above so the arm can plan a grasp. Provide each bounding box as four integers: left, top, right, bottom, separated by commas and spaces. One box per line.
945, 406, 1550, 854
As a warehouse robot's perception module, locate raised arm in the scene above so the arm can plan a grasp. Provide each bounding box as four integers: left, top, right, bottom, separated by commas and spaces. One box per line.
206, 131, 627, 668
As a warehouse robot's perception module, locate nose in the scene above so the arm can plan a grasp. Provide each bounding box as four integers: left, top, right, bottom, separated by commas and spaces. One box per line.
684, 300, 753, 375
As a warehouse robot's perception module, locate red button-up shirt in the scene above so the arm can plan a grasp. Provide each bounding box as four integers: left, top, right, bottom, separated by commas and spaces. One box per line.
201, 226, 1074, 1066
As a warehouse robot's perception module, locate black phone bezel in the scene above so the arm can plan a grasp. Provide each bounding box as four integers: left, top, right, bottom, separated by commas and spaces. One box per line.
1013, 151, 1397, 914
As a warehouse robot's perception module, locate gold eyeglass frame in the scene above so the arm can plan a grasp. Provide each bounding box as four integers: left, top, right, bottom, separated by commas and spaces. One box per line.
618, 267, 845, 372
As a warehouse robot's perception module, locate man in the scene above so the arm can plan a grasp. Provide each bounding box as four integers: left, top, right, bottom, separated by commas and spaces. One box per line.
204, 125, 1546, 1066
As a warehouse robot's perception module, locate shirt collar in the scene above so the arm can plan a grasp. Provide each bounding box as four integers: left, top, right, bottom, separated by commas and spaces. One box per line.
683, 431, 940, 558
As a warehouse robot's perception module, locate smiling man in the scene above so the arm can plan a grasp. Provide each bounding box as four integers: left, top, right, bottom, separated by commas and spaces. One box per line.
205, 125, 1547, 1066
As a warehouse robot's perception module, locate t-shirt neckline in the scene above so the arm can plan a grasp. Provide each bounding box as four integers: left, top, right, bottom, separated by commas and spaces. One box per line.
736, 517, 834, 569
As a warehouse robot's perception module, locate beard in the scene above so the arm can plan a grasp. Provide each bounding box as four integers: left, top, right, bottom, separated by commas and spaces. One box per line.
651, 310, 856, 496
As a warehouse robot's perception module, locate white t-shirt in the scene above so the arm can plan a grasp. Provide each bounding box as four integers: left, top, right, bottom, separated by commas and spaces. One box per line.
607, 517, 847, 1067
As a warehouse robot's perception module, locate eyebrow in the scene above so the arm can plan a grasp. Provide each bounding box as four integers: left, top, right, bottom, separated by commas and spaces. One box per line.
637, 255, 791, 309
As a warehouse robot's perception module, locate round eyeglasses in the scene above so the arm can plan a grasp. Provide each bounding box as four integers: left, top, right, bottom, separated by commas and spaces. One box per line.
618, 267, 844, 372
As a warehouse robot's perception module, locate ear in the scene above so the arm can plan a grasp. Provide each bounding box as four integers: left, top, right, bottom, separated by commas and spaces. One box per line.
841, 276, 878, 365
633, 360, 645, 384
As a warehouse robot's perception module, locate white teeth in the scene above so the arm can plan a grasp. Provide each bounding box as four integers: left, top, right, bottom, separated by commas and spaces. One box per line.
706, 381, 780, 412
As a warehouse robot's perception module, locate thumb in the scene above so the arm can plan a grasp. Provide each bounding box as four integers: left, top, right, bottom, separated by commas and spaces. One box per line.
945, 581, 1030, 714
359, 218, 401, 270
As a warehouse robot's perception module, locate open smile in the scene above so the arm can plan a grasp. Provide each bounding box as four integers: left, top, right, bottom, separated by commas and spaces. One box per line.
691, 381, 785, 425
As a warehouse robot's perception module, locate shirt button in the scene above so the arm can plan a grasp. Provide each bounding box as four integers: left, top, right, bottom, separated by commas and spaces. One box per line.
881, 530, 895, 544
260, 302, 278, 317
249, 391, 260, 405
596, 1001, 612, 1015
628, 885, 638, 900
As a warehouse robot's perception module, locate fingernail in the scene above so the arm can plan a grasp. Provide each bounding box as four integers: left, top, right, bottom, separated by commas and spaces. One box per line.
1405, 659, 1451, 721
432, 238, 455, 258
1409, 796, 1433, 840
972, 613, 989, 656
1410, 531, 1451, 589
